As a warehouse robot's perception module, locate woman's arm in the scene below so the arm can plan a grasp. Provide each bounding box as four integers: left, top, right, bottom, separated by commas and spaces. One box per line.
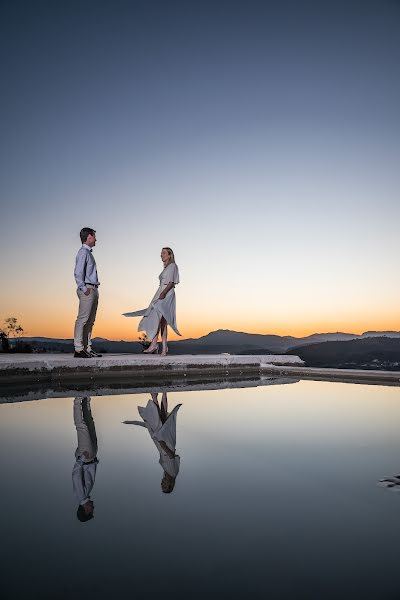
159, 282, 174, 300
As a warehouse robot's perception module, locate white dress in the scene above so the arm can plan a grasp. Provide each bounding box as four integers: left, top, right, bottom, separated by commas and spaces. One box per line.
135, 399, 182, 478
123, 263, 181, 340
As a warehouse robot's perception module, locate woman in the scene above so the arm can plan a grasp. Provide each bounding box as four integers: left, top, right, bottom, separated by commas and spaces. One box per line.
123, 392, 182, 494
123, 247, 181, 356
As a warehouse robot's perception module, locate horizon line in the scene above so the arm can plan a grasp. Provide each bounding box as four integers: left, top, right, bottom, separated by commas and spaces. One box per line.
15, 327, 400, 343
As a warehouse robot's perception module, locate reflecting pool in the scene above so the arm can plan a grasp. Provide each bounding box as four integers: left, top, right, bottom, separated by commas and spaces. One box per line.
1, 378, 400, 599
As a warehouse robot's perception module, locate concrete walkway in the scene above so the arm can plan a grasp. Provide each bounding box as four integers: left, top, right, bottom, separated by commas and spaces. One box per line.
0, 353, 303, 383
263, 364, 400, 386
1, 353, 400, 387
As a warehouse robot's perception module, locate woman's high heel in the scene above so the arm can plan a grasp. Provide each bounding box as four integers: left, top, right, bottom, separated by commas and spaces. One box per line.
161, 344, 168, 357
143, 343, 159, 354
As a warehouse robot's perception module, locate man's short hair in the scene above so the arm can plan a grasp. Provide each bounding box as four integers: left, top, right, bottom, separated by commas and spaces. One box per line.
80, 228, 96, 244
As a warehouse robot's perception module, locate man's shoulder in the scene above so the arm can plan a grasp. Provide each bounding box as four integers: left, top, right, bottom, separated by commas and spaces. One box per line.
76, 246, 90, 257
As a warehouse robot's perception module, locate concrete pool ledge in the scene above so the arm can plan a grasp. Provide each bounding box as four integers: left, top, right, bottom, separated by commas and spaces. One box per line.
261, 363, 400, 386
1, 354, 400, 387
0, 353, 304, 383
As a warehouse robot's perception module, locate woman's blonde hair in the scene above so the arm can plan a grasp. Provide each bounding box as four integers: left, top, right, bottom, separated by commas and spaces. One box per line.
162, 247, 175, 264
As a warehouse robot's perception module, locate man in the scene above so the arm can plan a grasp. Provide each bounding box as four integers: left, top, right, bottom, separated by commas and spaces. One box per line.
73, 227, 102, 358
72, 396, 98, 522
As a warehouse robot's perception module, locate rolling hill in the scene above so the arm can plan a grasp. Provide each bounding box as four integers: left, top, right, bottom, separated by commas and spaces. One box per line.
12, 329, 400, 361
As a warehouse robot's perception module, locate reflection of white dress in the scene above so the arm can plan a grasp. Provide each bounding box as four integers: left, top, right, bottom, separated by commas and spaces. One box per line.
123, 263, 181, 340
137, 400, 182, 477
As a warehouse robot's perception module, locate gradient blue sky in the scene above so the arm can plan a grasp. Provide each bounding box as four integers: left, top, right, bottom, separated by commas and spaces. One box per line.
1, 0, 399, 339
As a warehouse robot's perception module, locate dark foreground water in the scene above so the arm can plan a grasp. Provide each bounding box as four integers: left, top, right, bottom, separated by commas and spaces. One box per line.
1, 379, 400, 599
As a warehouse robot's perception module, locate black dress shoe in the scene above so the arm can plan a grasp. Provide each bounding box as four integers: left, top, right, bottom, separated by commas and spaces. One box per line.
74, 350, 92, 358
88, 351, 103, 357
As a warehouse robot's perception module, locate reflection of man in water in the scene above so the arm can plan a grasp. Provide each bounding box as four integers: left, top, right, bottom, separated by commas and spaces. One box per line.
72, 397, 98, 522
124, 392, 181, 493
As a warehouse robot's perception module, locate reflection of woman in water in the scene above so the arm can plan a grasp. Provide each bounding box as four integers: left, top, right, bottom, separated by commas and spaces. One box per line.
72, 396, 99, 522
124, 392, 182, 493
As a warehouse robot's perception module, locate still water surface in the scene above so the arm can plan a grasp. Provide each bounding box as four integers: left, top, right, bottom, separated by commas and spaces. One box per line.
1, 379, 400, 599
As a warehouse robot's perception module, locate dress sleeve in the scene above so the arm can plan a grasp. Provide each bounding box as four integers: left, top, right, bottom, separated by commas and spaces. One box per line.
162, 263, 180, 285
171, 264, 180, 284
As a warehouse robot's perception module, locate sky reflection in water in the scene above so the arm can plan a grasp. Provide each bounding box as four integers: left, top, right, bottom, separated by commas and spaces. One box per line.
1, 379, 400, 599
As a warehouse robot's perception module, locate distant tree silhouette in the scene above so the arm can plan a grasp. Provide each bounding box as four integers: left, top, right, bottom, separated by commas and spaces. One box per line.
1, 317, 31, 353
4, 317, 24, 339
0, 330, 9, 352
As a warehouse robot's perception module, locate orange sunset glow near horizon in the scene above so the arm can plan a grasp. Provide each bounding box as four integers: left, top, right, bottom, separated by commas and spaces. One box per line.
1, 229, 400, 342
2, 289, 399, 342
1, 222, 399, 343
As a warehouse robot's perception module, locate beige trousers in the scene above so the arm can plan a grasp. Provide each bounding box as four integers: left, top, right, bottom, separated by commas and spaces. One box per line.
74, 397, 98, 460
74, 287, 99, 352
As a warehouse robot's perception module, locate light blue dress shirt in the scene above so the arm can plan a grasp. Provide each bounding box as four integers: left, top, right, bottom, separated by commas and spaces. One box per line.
74, 244, 100, 293
72, 458, 98, 505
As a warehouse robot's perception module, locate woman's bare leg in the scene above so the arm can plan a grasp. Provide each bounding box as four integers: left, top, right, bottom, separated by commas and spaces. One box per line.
160, 392, 168, 422
143, 325, 161, 353
160, 317, 168, 356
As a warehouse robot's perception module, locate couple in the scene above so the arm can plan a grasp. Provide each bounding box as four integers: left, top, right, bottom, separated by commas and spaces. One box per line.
73, 227, 181, 358
72, 391, 181, 525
